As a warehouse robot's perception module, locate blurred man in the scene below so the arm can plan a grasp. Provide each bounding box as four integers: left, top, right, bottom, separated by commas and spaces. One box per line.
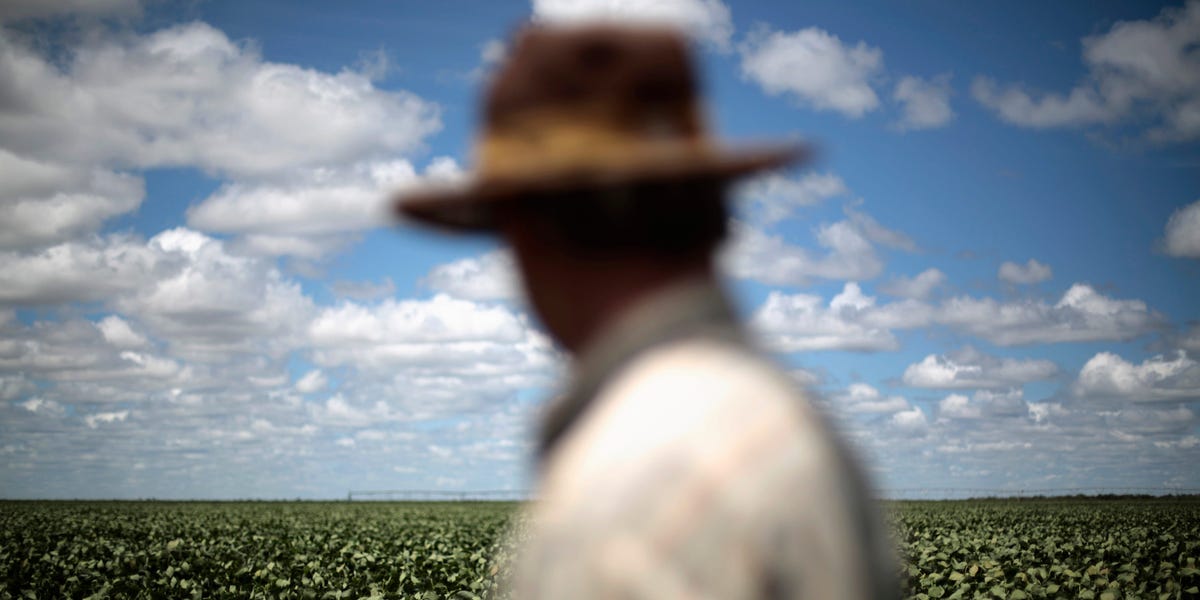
396, 23, 896, 599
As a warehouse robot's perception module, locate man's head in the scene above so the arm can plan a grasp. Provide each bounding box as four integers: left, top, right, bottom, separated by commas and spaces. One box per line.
394, 23, 805, 349
494, 178, 729, 351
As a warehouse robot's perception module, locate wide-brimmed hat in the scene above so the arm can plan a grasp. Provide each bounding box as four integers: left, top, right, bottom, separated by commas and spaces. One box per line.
394, 23, 807, 231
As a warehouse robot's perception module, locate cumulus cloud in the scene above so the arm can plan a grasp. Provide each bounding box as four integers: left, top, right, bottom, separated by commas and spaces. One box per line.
532, 0, 734, 50
295, 370, 327, 394
739, 26, 883, 118
0, 234, 164, 305
734, 171, 848, 225
938, 283, 1162, 345
998, 258, 1053, 284
937, 389, 1028, 421
1163, 199, 1200, 258
754, 282, 1160, 354
0, 227, 315, 362
0, 23, 441, 176
115, 229, 315, 361
1074, 351, 1200, 402
724, 207, 914, 286
466, 39, 508, 81
971, 1, 1200, 141
833, 383, 910, 414
18, 397, 66, 416
970, 79, 1113, 128
186, 158, 462, 257
937, 393, 979, 419
188, 161, 415, 235
308, 295, 557, 407
0, 318, 181, 384
751, 283, 928, 352
889, 406, 928, 432
84, 410, 129, 428
0, 20, 443, 266
0, 22, 441, 178
96, 315, 148, 349
879, 268, 945, 299
0, 150, 145, 250
1105, 406, 1196, 437
902, 347, 1059, 389
421, 250, 519, 302
892, 74, 954, 131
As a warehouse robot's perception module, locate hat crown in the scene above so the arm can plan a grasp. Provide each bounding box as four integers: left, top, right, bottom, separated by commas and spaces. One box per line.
394, 23, 804, 231
484, 25, 703, 139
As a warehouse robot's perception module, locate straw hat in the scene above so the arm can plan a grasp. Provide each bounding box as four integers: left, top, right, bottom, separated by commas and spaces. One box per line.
394, 23, 807, 231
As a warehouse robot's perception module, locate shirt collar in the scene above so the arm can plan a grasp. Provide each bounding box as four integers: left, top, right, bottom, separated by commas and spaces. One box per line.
538, 276, 742, 460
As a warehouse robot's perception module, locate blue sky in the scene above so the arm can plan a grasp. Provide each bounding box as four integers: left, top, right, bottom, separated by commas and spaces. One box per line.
1, 0, 1198, 499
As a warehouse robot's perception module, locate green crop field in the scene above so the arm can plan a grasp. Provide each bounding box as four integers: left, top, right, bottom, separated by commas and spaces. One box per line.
2, 498, 1198, 599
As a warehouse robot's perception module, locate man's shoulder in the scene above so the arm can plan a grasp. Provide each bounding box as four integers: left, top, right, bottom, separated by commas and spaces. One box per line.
539, 336, 842, 508
597, 335, 816, 437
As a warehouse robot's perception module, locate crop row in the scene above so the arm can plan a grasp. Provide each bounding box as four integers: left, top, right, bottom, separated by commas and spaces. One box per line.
1, 498, 1197, 599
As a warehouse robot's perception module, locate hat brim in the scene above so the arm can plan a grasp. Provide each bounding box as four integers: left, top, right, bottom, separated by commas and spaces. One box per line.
394, 142, 808, 232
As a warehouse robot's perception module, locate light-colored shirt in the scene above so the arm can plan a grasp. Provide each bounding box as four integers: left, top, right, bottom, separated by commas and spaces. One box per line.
509, 279, 898, 599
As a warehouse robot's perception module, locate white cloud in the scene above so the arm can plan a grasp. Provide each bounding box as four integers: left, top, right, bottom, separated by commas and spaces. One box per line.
1027, 401, 1069, 424
789, 368, 823, 388
971, 1, 1200, 141
889, 406, 928, 431
0, 22, 441, 178
1105, 406, 1196, 436
116, 229, 316, 361
937, 389, 1028, 421
892, 74, 954, 131
937, 393, 979, 419
422, 250, 519, 302
973, 388, 1029, 417
532, 0, 734, 50
844, 206, 917, 252
308, 295, 558, 405
734, 171, 848, 225
723, 208, 914, 286
0, 150, 145, 250
1155, 435, 1200, 450
1074, 351, 1200, 402
754, 282, 1159, 354
998, 258, 1053, 284
739, 26, 883, 118
481, 39, 506, 65
879, 268, 945, 299
903, 347, 1058, 389
18, 397, 65, 416
312, 394, 404, 429
833, 383, 909, 414
96, 315, 148, 349
466, 39, 508, 82
188, 158, 460, 239
0, 234, 163, 305
938, 283, 1161, 345
751, 284, 906, 352
970, 78, 1113, 128
0, 228, 315, 364
1163, 199, 1200, 258
84, 410, 129, 428
295, 370, 327, 394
